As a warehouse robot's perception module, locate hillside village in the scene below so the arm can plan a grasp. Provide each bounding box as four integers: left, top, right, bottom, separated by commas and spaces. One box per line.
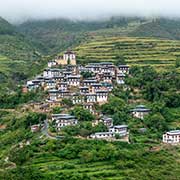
24, 50, 180, 144
1, 15, 180, 179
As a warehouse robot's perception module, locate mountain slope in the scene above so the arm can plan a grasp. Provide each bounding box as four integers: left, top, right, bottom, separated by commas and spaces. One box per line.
130, 18, 180, 40
0, 17, 46, 93
74, 36, 180, 71
17, 17, 143, 54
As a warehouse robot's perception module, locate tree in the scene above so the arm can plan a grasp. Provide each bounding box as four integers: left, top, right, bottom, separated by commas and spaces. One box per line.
144, 113, 168, 132
71, 106, 95, 121
101, 96, 127, 115
175, 56, 180, 68
61, 98, 73, 107
52, 107, 62, 114
25, 112, 46, 128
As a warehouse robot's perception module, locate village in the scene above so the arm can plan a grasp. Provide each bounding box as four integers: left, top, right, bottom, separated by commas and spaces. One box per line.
25, 50, 180, 144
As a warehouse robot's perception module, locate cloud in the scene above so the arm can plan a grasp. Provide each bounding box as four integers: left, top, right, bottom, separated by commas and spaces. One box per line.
1, 0, 180, 23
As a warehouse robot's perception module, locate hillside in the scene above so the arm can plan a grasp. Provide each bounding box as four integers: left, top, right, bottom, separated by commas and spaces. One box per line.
74, 36, 180, 71
0, 17, 47, 92
130, 18, 180, 40
17, 17, 144, 54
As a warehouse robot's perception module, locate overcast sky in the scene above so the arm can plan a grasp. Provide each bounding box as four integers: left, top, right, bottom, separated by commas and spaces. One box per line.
1, 0, 180, 23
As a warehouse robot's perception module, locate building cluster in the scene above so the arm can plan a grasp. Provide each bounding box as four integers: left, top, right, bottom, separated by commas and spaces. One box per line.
25, 50, 180, 145
91, 121, 128, 141
51, 113, 128, 141
26, 51, 129, 114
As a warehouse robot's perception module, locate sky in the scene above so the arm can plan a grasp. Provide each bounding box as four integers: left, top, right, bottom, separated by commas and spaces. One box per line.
1, 0, 180, 23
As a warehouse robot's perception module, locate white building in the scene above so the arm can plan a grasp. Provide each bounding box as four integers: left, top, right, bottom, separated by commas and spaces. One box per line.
63, 51, 76, 61
90, 125, 128, 140
51, 114, 78, 130
96, 90, 108, 104
48, 61, 57, 68
163, 130, 180, 144
116, 73, 126, 85
131, 105, 150, 119
66, 75, 81, 86
86, 94, 97, 103
48, 89, 59, 101
118, 65, 129, 74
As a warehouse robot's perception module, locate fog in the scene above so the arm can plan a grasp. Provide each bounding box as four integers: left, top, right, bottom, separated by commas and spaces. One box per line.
1, 0, 180, 23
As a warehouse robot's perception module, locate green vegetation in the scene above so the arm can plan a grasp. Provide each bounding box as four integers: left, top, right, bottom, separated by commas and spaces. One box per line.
1, 16, 180, 179
0, 17, 48, 93
71, 106, 95, 122
0, 88, 47, 109
74, 36, 180, 71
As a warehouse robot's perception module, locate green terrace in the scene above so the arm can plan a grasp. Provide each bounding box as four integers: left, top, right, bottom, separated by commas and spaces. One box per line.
74, 37, 180, 71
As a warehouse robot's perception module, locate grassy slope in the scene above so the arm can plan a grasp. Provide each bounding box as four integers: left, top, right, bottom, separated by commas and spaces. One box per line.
74, 36, 180, 71
17, 17, 143, 55
0, 17, 47, 92
0, 105, 180, 179
130, 18, 180, 40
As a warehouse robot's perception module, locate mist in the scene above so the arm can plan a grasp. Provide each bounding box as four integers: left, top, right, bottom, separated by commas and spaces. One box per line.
1, 0, 180, 24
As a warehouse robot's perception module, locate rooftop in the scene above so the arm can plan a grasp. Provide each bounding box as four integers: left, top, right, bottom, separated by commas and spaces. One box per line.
166, 130, 180, 135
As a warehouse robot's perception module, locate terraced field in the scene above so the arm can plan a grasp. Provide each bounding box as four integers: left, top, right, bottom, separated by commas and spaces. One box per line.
75, 37, 180, 71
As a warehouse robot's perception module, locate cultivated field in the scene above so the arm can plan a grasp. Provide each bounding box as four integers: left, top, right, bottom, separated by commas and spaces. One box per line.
75, 37, 180, 71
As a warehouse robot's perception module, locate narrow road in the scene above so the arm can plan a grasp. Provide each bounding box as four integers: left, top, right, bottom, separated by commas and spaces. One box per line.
41, 120, 57, 139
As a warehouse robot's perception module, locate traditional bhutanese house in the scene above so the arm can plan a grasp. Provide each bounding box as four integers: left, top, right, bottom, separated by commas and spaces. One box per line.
51, 69, 63, 77
51, 114, 78, 130
43, 68, 51, 78
48, 61, 57, 67
55, 51, 76, 66
47, 100, 61, 108
116, 73, 126, 85
45, 79, 56, 90
109, 125, 128, 135
27, 80, 41, 90
107, 65, 116, 76
96, 90, 108, 104
83, 103, 95, 114
39, 103, 50, 112
101, 66, 111, 74
102, 73, 113, 83
63, 51, 76, 65
118, 65, 129, 74
63, 71, 72, 77
102, 117, 113, 127
79, 86, 89, 94
90, 83, 102, 93
48, 89, 59, 101
101, 82, 113, 92
72, 94, 85, 104
85, 64, 101, 73
83, 79, 98, 86
163, 130, 180, 144
131, 105, 150, 119
65, 65, 77, 74
59, 90, 71, 99
90, 125, 128, 139
43, 68, 62, 78
57, 82, 68, 90
66, 75, 81, 86
86, 93, 97, 103
53, 75, 65, 83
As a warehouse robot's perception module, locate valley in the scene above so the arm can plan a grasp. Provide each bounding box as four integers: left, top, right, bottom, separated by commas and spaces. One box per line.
0, 16, 180, 180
